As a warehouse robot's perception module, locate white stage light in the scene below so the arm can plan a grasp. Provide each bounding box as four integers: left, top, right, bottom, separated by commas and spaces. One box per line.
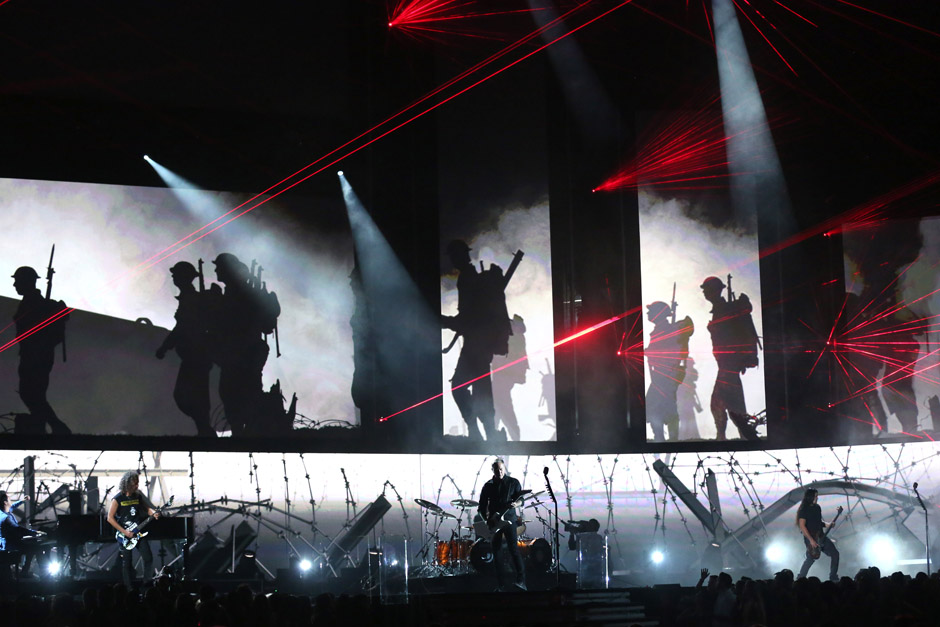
337, 170, 344, 177
299, 559, 312, 572
651, 550, 664, 565
47, 560, 62, 576
765, 544, 786, 563
865, 536, 897, 568
143, 155, 151, 161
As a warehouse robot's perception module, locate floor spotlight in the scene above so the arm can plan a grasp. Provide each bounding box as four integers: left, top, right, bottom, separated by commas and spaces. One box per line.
299, 559, 312, 572
865, 535, 897, 568
651, 550, 665, 565
765, 544, 786, 563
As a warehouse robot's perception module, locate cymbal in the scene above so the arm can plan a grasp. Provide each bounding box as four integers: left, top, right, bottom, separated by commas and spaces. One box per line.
519, 490, 544, 502
415, 498, 444, 514
450, 499, 479, 508
432, 511, 457, 519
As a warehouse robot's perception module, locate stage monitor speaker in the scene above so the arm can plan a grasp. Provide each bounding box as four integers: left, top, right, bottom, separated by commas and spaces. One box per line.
325, 495, 391, 570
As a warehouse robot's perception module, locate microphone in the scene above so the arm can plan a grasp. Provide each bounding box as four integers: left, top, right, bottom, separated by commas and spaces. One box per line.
543, 467, 549, 476
913, 482, 919, 490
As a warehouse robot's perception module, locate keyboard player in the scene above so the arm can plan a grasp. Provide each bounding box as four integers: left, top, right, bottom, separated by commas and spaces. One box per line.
1, 491, 43, 577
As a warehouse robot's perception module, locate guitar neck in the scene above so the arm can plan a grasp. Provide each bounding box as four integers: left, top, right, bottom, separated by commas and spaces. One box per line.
822, 510, 843, 539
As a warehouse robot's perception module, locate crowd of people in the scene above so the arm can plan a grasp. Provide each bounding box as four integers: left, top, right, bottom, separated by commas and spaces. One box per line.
2, 566, 938, 627
0, 582, 383, 627
672, 566, 940, 627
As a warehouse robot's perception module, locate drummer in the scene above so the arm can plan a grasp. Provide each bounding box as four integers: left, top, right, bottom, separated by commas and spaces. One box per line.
477, 458, 527, 591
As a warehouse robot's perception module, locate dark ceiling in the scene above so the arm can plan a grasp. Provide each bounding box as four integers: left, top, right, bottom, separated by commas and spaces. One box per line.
1, 1, 937, 222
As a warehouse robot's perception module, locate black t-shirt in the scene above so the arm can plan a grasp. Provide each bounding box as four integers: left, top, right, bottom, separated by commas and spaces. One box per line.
478, 475, 523, 522
112, 491, 153, 527
799, 503, 823, 536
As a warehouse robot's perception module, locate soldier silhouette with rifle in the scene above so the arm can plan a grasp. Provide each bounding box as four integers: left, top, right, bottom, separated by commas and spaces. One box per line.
701, 275, 760, 441
442, 240, 523, 441
10, 248, 71, 435
207, 253, 280, 436
644, 291, 694, 442
156, 261, 215, 437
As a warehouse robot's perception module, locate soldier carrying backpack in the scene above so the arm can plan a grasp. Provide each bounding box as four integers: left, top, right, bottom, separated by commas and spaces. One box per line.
442, 240, 523, 441
207, 253, 282, 436
701, 275, 760, 441
11, 257, 71, 435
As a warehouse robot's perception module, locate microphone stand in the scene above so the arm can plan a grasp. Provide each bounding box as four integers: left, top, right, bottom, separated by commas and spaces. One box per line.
913, 483, 930, 576
543, 468, 559, 587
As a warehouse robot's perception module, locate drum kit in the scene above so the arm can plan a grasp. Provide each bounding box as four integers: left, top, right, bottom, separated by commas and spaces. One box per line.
413, 490, 552, 577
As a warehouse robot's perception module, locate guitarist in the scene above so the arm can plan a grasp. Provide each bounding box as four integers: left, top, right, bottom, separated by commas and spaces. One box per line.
796, 488, 840, 581
107, 471, 160, 590
477, 459, 526, 591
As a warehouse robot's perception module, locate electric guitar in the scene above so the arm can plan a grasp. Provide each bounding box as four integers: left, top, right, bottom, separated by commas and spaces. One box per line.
809, 505, 843, 560
473, 490, 531, 541
115, 495, 174, 550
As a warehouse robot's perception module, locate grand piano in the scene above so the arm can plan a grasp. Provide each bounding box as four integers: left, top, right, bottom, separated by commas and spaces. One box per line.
48, 514, 194, 578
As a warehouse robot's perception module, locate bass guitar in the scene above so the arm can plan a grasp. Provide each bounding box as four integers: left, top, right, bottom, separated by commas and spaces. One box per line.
115, 495, 174, 550
809, 505, 843, 560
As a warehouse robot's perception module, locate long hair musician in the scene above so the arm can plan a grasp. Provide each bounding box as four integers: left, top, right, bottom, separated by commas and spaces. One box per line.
796, 488, 840, 581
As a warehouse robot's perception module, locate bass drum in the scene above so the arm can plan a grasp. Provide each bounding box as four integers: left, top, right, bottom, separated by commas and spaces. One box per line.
469, 538, 494, 573
518, 537, 552, 572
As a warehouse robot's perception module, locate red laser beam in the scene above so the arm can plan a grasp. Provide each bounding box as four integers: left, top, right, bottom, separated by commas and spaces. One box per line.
106, 1, 596, 294
831, 0, 940, 39
2, 2, 632, 357
0, 307, 74, 355
389, 0, 544, 29
381, 308, 635, 422
772, 0, 816, 27
638, 0, 938, 163
136, 1, 634, 270
594, 93, 790, 193
732, 0, 799, 75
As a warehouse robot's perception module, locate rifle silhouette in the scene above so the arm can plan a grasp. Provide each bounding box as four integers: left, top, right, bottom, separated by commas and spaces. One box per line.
443, 249, 524, 354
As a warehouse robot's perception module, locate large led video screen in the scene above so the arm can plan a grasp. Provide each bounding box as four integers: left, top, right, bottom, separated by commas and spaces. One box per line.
638, 187, 766, 443
839, 216, 940, 437
437, 69, 556, 443
1, 441, 935, 585
0, 176, 357, 439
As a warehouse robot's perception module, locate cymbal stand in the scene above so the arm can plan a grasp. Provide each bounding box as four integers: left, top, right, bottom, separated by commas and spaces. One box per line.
413, 507, 446, 576
543, 467, 560, 587
382, 480, 413, 543
444, 474, 470, 572
341, 467, 358, 526
299, 454, 320, 545
281, 455, 292, 538
913, 482, 930, 575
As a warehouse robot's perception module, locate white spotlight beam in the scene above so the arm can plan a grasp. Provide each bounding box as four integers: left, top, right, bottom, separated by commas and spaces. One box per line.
712, 0, 793, 236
